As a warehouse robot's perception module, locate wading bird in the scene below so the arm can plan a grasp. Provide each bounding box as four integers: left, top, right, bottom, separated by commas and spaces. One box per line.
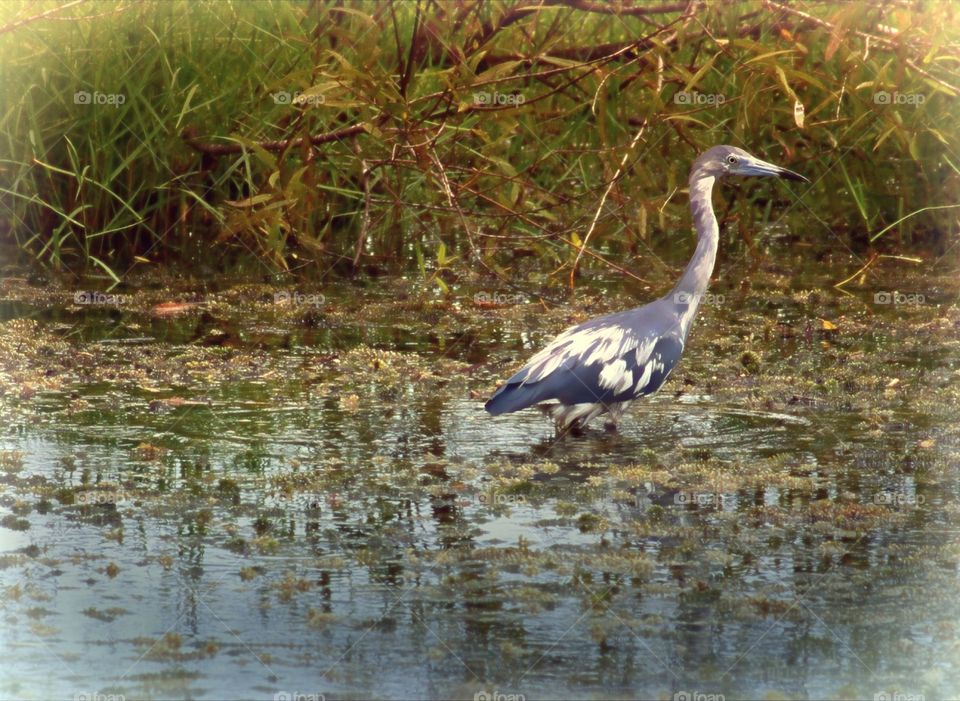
485, 145, 807, 433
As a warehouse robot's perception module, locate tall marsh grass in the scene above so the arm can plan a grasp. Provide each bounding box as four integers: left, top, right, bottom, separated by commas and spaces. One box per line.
0, 1, 957, 284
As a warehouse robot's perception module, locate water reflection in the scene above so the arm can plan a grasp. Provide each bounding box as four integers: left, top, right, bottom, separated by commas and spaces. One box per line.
0, 274, 958, 700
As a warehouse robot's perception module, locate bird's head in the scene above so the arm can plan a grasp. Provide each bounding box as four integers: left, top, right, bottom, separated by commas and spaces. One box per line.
692, 145, 808, 183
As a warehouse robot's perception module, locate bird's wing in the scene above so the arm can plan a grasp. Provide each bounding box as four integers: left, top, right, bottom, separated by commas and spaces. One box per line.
485, 304, 684, 415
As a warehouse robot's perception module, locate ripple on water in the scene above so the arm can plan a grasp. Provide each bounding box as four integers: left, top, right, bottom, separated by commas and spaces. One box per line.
1, 273, 958, 699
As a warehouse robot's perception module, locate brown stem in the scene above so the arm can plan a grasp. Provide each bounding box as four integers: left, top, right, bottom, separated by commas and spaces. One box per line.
470, 0, 693, 52
397, 0, 421, 98
181, 123, 369, 156
0, 0, 89, 36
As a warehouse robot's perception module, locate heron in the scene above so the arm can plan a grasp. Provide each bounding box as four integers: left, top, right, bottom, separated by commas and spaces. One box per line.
485, 145, 808, 433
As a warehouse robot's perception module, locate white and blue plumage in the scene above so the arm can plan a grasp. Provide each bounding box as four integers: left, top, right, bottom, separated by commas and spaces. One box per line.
485, 298, 688, 431
485, 145, 807, 433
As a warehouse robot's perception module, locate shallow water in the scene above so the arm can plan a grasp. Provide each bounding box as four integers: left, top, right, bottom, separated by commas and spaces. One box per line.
1, 264, 958, 700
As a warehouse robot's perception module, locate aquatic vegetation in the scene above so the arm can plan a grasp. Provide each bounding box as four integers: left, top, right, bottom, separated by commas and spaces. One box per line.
0, 271, 957, 698
2, 2, 956, 280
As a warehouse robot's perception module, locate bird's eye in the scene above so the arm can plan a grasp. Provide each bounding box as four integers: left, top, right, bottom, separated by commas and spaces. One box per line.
726, 155, 738, 164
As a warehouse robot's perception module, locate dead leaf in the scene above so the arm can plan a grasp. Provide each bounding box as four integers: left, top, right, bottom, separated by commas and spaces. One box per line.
151, 302, 198, 317
825, 21, 845, 61
132, 443, 167, 461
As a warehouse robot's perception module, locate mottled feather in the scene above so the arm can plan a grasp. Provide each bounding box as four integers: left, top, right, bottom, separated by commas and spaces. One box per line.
484, 300, 685, 423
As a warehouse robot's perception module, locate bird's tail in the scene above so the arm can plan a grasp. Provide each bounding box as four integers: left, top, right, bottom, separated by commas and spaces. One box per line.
484, 381, 552, 415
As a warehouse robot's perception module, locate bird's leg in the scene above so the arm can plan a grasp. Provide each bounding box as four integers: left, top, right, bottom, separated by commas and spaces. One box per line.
603, 401, 629, 433
555, 418, 584, 437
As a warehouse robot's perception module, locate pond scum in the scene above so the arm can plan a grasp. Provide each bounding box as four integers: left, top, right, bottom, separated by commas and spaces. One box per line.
1, 270, 959, 698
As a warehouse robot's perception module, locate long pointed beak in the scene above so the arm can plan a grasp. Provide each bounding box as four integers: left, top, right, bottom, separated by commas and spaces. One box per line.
740, 157, 809, 183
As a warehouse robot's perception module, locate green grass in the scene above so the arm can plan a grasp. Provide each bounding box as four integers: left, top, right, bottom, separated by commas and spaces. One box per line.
0, 0, 957, 284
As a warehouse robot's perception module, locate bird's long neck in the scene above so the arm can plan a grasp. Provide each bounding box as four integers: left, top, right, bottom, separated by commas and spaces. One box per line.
669, 174, 719, 336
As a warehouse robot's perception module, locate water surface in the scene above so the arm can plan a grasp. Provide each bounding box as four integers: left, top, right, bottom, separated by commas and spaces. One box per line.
1, 265, 958, 700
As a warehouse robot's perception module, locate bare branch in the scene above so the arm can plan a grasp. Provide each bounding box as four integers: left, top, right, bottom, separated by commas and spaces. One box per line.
470, 0, 693, 52
181, 123, 370, 155
0, 0, 89, 36
569, 122, 647, 287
